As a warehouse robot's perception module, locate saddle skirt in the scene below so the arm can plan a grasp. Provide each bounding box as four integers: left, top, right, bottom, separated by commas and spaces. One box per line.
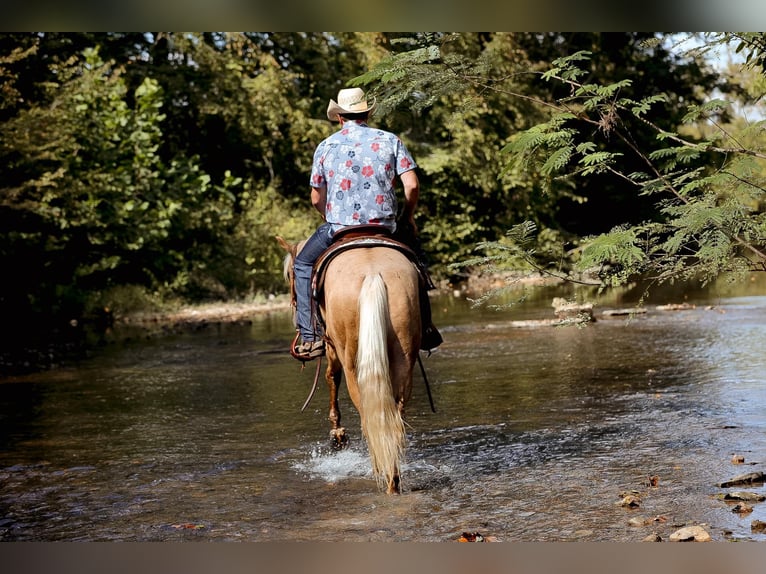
313, 234, 425, 299
308, 230, 432, 336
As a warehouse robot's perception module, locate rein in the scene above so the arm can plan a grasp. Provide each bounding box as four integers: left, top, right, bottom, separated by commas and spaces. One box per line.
417, 354, 437, 413
289, 330, 323, 412
301, 356, 323, 412
295, 340, 436, 414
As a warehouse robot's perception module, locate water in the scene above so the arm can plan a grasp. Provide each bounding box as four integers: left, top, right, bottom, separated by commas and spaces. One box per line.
2, 278, 766, 541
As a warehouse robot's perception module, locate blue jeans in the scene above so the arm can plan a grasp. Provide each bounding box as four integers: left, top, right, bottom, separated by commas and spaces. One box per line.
294, 223, 334, 341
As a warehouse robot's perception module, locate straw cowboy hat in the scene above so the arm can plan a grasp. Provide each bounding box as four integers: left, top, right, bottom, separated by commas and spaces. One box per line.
326, 87, 377, 122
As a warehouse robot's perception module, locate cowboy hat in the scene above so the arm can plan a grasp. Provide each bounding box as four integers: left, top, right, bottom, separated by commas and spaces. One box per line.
326, 87, 376, 122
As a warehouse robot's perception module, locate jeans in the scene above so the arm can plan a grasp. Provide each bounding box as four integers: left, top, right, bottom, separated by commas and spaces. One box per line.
294, 223, 334, 341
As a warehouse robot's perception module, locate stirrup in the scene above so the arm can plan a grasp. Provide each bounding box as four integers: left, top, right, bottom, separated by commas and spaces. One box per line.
290, 332, 325, 361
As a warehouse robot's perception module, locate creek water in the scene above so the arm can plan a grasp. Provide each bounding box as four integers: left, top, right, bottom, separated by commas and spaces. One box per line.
1, 278, 766, 542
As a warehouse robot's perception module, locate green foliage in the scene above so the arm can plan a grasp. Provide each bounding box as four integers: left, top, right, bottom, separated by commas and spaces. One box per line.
502, 114, 579, 182
0, 41, 37, 114
353, 34, 463, 114
235, 182, 318, 295
502, 35, 766, 290
452, 220, 539, 272
361, 32, 766, 301
0, 42, 241, 325
577, 225, 650, 287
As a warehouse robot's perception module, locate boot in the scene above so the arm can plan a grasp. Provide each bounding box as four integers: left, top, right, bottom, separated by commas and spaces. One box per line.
419, 283, 442, 351
290, 332, 325, 361
294, 340, 325, 360
421, 323, 443, 351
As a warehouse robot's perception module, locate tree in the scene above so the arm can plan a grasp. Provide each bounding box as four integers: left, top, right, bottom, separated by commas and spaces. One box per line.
354, 33, 558, 271
501, 33, 766, 291
3, 31, 757, 358
0, 46, 243, 327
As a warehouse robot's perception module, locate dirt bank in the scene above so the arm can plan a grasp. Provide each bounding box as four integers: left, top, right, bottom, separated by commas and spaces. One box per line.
115, 297, 294, 333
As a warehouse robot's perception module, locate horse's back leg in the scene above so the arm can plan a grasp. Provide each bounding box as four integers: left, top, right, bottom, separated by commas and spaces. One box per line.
326, 362, 347, 450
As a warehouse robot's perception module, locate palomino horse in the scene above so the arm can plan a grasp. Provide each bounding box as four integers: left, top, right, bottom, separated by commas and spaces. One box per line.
277, 236, 421, 494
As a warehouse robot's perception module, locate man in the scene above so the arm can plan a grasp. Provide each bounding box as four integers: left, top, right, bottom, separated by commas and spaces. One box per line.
292, 87, 441, 361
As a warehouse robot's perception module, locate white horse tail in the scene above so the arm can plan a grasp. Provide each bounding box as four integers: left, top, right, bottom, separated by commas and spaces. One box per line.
356, 273, 406, 492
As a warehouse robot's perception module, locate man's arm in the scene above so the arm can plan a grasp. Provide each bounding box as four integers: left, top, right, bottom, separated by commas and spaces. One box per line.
399, 169, 419, 230
311, 185, 327, 219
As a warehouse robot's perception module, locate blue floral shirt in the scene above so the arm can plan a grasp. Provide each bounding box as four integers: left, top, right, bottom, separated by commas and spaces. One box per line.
310, 120, 417, 233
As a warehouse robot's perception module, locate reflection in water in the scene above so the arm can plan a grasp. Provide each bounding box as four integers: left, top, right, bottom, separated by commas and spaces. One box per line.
1, 279, 766, 541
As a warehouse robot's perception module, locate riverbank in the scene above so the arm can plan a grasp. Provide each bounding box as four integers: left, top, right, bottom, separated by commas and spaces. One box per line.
116, 295, 294, 329
115, 271, 565, 330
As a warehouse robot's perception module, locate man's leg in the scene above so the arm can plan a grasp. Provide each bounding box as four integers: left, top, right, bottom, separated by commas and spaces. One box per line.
419, 288, 443, 351
394, 220, 442, 351
293, 223, 333, 359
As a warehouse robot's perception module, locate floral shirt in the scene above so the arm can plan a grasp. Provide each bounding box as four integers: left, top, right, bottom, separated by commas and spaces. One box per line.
310, 120, 417, 233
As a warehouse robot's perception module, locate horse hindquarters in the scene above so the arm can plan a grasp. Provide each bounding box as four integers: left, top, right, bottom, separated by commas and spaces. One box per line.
356, 273, 406, 493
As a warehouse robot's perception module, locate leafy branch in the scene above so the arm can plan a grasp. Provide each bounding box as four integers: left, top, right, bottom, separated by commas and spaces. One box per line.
469, 47, 766, 288
449, 221, 601, 306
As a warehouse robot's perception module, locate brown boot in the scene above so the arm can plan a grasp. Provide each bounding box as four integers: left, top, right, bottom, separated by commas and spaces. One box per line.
292, 339, 325, 361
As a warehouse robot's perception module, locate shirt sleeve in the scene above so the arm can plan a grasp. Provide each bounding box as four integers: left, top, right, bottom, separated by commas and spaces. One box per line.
394, 138, 417, 175
309, 142, 326, 187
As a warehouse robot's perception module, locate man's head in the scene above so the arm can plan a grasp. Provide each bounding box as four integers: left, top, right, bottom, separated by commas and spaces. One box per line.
327, 87, 376, 122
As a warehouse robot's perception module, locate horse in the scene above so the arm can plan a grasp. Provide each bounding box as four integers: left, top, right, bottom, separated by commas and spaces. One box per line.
277, 236, 421, 494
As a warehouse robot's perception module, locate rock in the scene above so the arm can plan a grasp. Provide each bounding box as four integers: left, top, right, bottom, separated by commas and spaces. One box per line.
724, 491, 766, 502
619, 494, 642, 508
457, 531, 498, 542
732, 502, 753, 514
752, 520, 766, 533
731, 454, 746, 464
656, 303, 696, 311
628, 517, 648, 527
620, 489, 642, 497
717, 471, 765, 488
506, 319, 563, 328
669, 525, 712, 542
551, 297, 594, 321
643, 533, 663, 542
601, 307, 647, 317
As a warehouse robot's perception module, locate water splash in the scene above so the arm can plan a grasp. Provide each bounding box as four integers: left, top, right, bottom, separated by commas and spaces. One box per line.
292, 444, 373, 483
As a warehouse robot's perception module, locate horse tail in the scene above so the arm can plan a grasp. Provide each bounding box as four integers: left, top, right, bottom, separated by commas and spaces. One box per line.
356, 273, 406, 491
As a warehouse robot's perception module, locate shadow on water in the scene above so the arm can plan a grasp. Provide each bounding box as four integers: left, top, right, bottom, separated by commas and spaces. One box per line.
2, 276, 766, 541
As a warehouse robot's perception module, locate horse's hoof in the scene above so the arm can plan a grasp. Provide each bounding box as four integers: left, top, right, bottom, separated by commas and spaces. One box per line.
330, 428, 348, 450
387, 475, 401, 494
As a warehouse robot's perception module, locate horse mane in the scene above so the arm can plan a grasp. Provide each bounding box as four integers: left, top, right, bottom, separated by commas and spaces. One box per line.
282, 250, 293, 283
276, 236, 306, 283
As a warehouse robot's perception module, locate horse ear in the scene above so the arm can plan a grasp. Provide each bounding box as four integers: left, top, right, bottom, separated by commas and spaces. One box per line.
275, 235, 293, 253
